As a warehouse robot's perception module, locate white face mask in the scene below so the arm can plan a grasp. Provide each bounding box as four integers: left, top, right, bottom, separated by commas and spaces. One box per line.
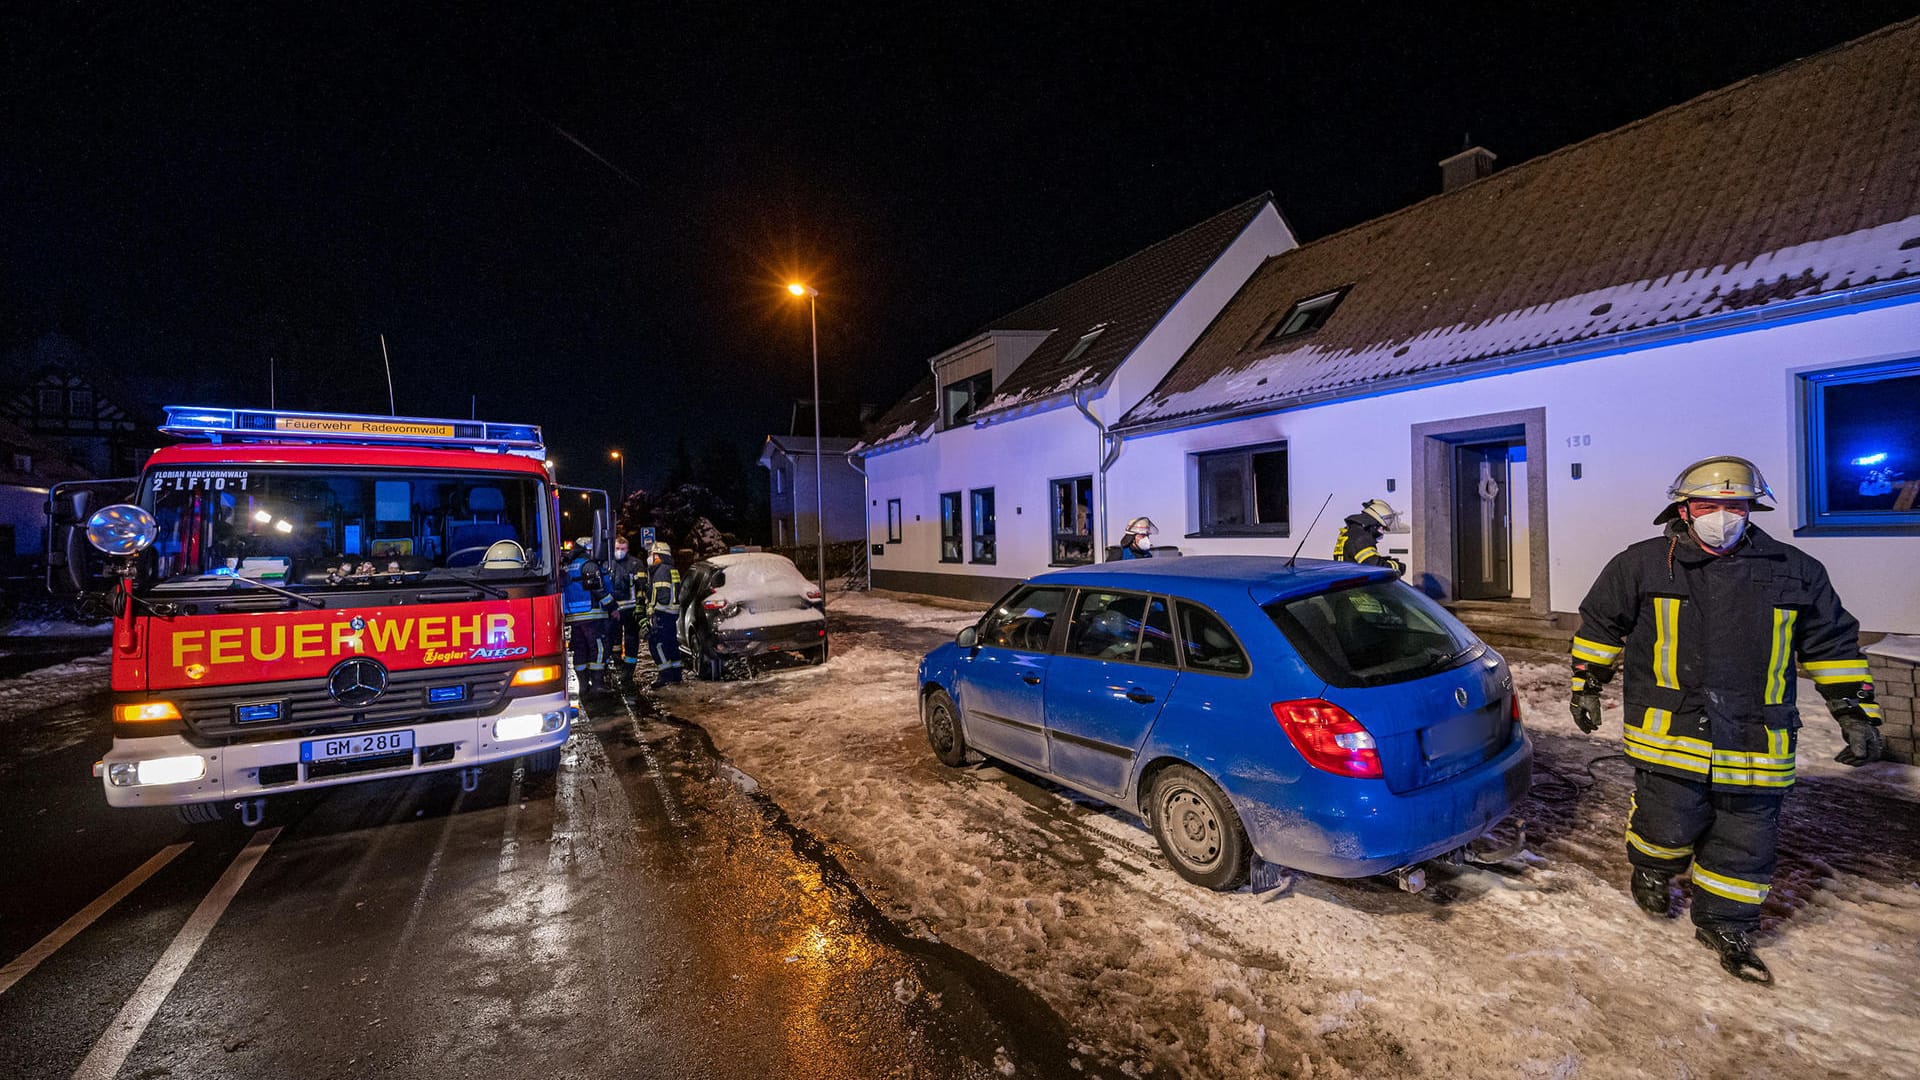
1690, 509, 1747, 550
1135, 536, 1153, 551
614, 546, 628, 560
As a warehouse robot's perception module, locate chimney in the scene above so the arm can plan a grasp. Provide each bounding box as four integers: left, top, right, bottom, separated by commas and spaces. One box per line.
1439, 145, 1496, 193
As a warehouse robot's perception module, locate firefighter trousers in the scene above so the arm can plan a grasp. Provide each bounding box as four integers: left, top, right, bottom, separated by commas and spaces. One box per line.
616, 608, 643, 673
649, 612, 683, 684
568, 617, 608, 685
1626, 768, 1783, 931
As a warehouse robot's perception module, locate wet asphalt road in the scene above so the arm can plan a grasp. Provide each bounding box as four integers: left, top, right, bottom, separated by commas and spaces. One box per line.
0, 659, 1105, 1079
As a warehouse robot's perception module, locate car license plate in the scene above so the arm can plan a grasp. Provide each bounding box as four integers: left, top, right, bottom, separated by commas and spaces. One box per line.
301, 730, 415, 763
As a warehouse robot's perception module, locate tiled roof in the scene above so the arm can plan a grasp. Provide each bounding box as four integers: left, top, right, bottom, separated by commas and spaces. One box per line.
857, 194, 1274, 450
1122, 18, 1920, 430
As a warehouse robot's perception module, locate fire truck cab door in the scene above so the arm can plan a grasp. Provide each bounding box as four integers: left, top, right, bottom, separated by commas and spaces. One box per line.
47, 477, 140, 594
557, 486, 613, 557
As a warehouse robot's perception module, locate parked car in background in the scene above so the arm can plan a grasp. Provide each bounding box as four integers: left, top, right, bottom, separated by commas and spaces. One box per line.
916, 556, 1532, 889
680, 552, 828, 679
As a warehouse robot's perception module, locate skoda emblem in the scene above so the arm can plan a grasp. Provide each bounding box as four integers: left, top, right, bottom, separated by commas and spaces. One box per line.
328, 657, 389, 707
1454, 687, 1471, 709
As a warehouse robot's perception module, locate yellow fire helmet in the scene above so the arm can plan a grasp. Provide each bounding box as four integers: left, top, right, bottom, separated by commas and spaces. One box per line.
1654, 455, 1775, 523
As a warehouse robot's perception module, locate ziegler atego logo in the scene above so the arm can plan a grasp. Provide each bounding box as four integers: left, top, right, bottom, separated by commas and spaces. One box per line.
167, 611, 522, 674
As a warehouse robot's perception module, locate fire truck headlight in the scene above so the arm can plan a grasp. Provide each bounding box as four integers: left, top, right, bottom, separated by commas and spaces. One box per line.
494, 710, 567, 742
108, 755, 208, 787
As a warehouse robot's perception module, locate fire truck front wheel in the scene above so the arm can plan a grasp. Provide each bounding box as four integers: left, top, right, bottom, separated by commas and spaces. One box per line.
522, 748, 562, 774
175, 800, 232, 825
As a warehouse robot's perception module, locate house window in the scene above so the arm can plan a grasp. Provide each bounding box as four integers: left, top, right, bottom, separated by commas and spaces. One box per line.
943, 371, 993, 428
774, 467, 785, 495
1196, 441, 1289, 535
1050, 476, 1094, 565
68, 389, 93, 417
38, 388, 62, 415
1263, 288, 1347, 346
939, 491, 963, 562
1803, 358, 1920, 530
970, 488, 996, 564
886, 498, 903, 543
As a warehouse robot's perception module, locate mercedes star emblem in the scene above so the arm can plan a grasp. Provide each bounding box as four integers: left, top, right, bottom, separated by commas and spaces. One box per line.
1454, 687, 1471, 709
328, 657, 389, 707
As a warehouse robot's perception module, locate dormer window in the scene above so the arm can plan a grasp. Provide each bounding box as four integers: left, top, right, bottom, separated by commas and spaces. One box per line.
943, 370, 993, 428
1263, 288, 1348, 346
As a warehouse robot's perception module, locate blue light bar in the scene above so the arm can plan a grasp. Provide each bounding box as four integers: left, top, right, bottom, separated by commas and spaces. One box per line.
161, 406, 543, 451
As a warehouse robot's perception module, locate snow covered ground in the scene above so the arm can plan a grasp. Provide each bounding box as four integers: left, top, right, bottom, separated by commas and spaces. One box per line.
661, 589, 1920, 1079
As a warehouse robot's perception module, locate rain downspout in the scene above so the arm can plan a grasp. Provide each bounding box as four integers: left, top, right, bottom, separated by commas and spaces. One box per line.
1072, 388, 1123, 563
846, 451, 871, 591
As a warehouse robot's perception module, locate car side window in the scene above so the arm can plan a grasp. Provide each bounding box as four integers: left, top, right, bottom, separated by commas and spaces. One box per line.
978, 586, 1067, 652
1139, 597, 1177, 666
1177, 602, 1250, 675
1065, 590, 1149, 662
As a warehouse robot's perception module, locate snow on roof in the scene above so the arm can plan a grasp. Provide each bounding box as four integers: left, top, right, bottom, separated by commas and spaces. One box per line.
1121, 17, 1920, 430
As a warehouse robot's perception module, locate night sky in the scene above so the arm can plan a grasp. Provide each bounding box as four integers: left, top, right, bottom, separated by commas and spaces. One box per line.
6, 3, 1918, 494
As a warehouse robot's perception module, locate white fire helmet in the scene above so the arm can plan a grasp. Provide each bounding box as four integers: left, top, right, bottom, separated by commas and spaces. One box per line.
1123, 516, 1158, 537
1362, 499, 1400, 530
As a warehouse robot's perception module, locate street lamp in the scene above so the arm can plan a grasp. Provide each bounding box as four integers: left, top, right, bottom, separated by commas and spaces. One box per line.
787, 282, 827, 606
609, 449, 624, 503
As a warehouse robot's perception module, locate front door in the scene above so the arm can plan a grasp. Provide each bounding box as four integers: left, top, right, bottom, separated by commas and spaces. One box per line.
1043, 591, 1179, 797
956, 585, 1066, 770
1453, 443, 1512, 600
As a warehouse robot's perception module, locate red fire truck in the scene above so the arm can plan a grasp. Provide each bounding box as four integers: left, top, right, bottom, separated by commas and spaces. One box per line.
49, 406, 602, 824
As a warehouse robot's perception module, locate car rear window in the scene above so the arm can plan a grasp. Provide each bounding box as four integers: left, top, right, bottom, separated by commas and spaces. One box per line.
1266, 580, 1480, 688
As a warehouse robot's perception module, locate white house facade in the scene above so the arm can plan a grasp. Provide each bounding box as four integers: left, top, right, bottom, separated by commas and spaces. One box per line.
1107, 19, 1920, 637
857, 195, 1297, 601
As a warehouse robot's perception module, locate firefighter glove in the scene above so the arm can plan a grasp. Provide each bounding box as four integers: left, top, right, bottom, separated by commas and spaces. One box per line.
1832, 698, 1883, 767
1571, 689, 1605, 734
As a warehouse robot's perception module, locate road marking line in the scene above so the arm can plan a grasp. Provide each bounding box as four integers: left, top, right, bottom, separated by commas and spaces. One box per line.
0, 842, 192, 996
618, 697, 685, 829
498, 762, 525, 879
71, 828, 281, 1080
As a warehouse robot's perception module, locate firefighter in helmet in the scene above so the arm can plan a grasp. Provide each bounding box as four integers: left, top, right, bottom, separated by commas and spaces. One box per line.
645, 541, 684, 687
1333, 498, 1405, 574
601, 534, 644, 687
1119, 516, 1157, 559
563, 535, 611, 694
1570, 455, 1880, 984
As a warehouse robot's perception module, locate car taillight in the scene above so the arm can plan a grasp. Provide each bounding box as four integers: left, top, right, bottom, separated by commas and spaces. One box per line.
703, 597, 730, 612
804, 588, 823, 602
1272, 699, 1383, 779
1510, 692, 1522, 724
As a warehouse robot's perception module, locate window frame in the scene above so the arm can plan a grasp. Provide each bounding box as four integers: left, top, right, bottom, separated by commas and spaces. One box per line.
942, 370, 994, 429
938, 491, 963, 563
886, 498, 903, 544
976, 584, 1069, 653
68, 388, 94, 418
969, 487, 996, 564
1048, 474, 1095, 566
37, 388, 62, 416
1060, 588, 1178, 668
1799, 356, 1920, 535
1261, 287, 1349, 347
1193, 441, 1290, 537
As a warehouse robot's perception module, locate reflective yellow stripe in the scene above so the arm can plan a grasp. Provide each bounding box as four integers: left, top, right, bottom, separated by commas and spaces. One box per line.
1692, 866, 1770, 904
1713, 748, 1794, 769
1861, 701, 1883, 721
1625, 726, 1712, 756
1353, 547, 1378, 563
1642, 707, 1673, 735
1766, 727, 1789, 758
1711, 767, 1797, 788
1807, 658, 1871, 684
1626, 828, 1693, 861
1805, 659, 1870, 674
1624, 726, 1712, 774
1764, 608, 1798, 704
1571, 676, 1589, 692
1624, 741, 1712, 775
1571, 636, 1623, 665
1652, 597, 1680, 689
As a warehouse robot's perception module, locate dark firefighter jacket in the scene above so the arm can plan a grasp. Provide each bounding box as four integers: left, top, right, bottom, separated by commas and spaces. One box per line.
646, 553, 682, 620
602, 554, 642, 611
1572, 523, 1873, 791
1333, 514, 1404, 573
563, 556, 608, 623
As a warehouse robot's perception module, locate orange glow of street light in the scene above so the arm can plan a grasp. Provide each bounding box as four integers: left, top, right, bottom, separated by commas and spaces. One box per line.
787, 282, 808, 296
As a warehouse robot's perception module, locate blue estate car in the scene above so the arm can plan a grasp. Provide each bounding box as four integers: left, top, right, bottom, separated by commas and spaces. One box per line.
917, 556, 1532, 889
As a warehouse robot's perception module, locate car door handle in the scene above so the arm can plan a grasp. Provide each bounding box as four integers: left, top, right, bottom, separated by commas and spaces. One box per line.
1125, 688, 1156, 704
1021, 673, 1042, 685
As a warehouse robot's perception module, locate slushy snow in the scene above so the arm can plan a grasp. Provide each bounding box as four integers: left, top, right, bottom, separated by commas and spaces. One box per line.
662, 588, 1920, 1079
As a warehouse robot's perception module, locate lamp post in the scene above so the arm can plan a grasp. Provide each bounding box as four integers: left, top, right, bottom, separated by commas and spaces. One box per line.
787, 282, 827, 606
609, 449, 624, 504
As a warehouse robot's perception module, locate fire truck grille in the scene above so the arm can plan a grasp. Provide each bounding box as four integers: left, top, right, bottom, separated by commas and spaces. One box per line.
171, 661, 525, 741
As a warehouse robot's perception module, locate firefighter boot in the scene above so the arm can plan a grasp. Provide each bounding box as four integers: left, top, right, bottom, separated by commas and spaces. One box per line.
1631, 869, 1672, 916
1696, 927, 1772, 985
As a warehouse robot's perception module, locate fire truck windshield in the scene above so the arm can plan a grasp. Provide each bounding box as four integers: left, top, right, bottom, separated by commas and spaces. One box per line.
140, 467, 551, 592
